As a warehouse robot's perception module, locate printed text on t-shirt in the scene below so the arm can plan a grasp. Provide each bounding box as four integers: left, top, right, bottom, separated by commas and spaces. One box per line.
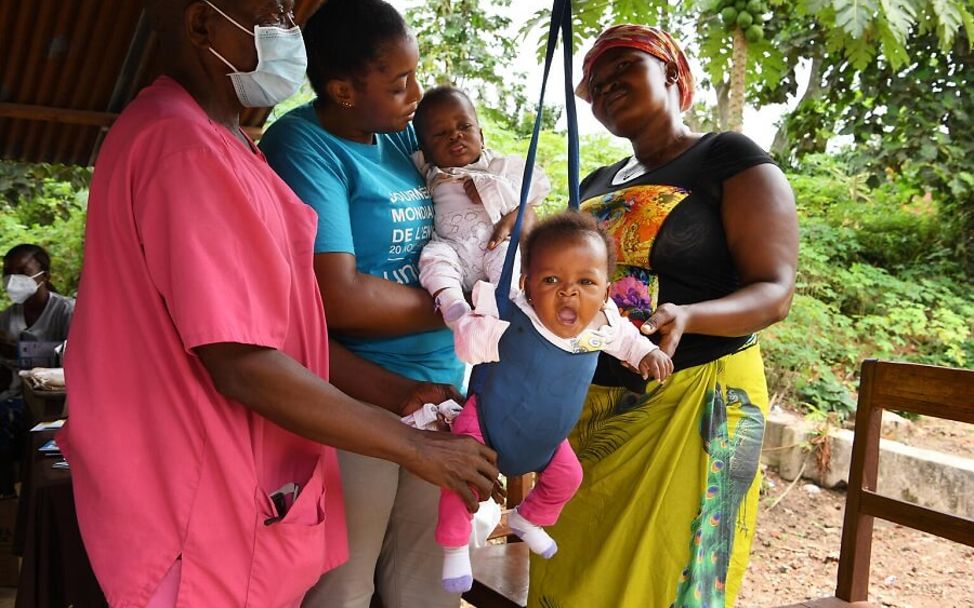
389, 187, 431, 203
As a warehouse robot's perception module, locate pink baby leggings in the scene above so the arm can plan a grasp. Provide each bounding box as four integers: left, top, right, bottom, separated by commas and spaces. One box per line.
435, 395, 583, 547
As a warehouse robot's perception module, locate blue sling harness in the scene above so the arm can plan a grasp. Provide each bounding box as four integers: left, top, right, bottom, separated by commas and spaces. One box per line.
468, 0, 598, 477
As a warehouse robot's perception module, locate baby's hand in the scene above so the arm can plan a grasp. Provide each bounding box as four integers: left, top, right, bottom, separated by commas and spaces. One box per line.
638, 349, 673, 383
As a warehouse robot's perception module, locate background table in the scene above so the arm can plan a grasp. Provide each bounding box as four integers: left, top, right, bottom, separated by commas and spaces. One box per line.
14, 430, 105, 608
20, 386, 65, 424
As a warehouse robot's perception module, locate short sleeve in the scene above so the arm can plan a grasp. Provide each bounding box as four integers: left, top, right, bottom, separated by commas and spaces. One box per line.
707, 132, 775, 183
49, 296, 74, 342
134, 148, 291, 352
579, 160, 622, 201
261, 127, 355, 255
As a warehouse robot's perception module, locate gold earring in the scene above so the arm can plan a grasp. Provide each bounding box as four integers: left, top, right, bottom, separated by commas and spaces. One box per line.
341, 100, 353, 109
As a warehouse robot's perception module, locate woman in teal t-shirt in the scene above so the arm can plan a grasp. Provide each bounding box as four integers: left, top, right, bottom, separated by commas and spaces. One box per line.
261, 1, 507, 606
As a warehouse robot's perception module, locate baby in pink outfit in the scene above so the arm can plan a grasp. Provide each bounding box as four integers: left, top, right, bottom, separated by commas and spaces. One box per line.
435, 211, 674, 592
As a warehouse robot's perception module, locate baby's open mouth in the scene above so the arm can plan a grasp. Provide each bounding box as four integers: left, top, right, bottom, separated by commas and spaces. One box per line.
557, 307, 578, 325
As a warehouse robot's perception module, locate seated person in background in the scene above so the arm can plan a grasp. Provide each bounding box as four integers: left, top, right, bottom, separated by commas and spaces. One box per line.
412, 86, 550, 343
0, 244, 74, 497
435, 211, 673, 592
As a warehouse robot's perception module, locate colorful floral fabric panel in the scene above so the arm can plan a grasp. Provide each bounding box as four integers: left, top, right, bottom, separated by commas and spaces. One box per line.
581, 184, 688, 329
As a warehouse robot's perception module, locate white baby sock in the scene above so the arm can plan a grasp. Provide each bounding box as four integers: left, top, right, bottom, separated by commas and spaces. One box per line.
441, 545, 473, 593
509, 509, 558, 559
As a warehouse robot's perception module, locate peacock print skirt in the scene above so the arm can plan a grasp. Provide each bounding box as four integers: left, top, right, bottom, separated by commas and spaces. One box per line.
529, 343, 768, 608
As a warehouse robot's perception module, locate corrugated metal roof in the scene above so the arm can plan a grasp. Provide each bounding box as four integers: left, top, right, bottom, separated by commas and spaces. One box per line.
0, 0, 324, 166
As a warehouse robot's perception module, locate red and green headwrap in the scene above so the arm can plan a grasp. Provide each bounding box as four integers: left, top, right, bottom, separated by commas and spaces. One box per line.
575, 24, 695, 112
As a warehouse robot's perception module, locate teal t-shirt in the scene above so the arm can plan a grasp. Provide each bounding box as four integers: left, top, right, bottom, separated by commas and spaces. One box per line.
260, 103, 463, 388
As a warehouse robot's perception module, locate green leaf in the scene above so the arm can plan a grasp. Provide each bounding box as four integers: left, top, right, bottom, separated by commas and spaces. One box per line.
803, 0, 832, 13
879, 0, 916, 45
962, 7, 974, 47
932, 0, 963, 48
832, 0, 878, 38
698, 23, 735, 83
844, 34, 877, 68
877, 18, 910, 68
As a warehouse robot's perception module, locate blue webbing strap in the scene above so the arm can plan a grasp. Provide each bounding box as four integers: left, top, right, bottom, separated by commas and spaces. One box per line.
494, 0, 579, 319
562, 0, 580, 212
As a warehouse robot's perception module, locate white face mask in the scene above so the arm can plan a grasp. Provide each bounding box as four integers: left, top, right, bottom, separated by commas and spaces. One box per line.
4, 271, 44, 305
204, 0, 307, 108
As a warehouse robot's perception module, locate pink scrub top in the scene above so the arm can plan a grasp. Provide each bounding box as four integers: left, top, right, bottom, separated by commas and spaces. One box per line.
59, 76, 347, 607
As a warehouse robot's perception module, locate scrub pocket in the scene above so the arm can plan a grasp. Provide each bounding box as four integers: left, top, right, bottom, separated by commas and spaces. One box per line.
245, 459, 328, 607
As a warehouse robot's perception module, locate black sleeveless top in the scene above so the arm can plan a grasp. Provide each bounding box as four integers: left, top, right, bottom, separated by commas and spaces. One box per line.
579, 131, 774, 390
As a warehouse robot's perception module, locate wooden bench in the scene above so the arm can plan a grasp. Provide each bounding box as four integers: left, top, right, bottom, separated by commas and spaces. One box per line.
775, 359, 974, 607
462, 473, 533, 608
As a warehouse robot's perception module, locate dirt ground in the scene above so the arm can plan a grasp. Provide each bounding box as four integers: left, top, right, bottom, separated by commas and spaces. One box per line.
894, 416, 974, 460
738, 465, 974, 608
739, 415, 974, 607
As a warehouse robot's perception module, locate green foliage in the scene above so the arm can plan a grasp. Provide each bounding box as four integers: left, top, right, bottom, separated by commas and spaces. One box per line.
407, 0, 532, 134
480, 115, 629, 217
266, 81, 316, 125
775, 30, 974, 271
794, 0, 972, 71
0, 161, 90, 307
761, 154, 974, 419
521, 0, 678, 57
523, 0, 972, 142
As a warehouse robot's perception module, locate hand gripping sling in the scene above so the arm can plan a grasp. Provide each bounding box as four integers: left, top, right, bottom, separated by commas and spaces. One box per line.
467, 0, 597, 477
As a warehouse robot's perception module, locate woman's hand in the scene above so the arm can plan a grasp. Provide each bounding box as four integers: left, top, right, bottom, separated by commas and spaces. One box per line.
404, 431, 499, 512
640, 303, 689, 357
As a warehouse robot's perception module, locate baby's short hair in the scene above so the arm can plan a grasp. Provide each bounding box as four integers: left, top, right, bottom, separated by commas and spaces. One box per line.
413, 85, 477, 145
522, 211, 616, 276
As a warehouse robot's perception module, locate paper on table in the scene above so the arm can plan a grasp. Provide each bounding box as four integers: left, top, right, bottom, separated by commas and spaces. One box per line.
30, 419, 65, 432
38, 439, 60, 454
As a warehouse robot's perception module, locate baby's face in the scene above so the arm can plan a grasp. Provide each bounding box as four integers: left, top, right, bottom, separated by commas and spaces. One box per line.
523, 234, 610, 339
417, 95, 484, 168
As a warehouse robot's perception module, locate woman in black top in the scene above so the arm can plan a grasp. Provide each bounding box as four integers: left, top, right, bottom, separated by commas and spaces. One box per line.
529, 25, 798, 608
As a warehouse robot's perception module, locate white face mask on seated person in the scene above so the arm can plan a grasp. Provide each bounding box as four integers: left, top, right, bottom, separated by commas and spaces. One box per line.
3, 271, 44, 305
204, 0, 307, 108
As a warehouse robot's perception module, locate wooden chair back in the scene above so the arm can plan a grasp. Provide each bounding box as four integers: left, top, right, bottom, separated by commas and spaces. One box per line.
835, 359, 974, 602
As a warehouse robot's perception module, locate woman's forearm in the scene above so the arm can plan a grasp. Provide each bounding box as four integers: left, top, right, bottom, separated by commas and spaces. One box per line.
327, 338, 418, 413
196, 342, 498, 510
314, 254, 444, 337
682, 280, 794, 337
198, 343, 419, 461
332, 273, 443, 335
